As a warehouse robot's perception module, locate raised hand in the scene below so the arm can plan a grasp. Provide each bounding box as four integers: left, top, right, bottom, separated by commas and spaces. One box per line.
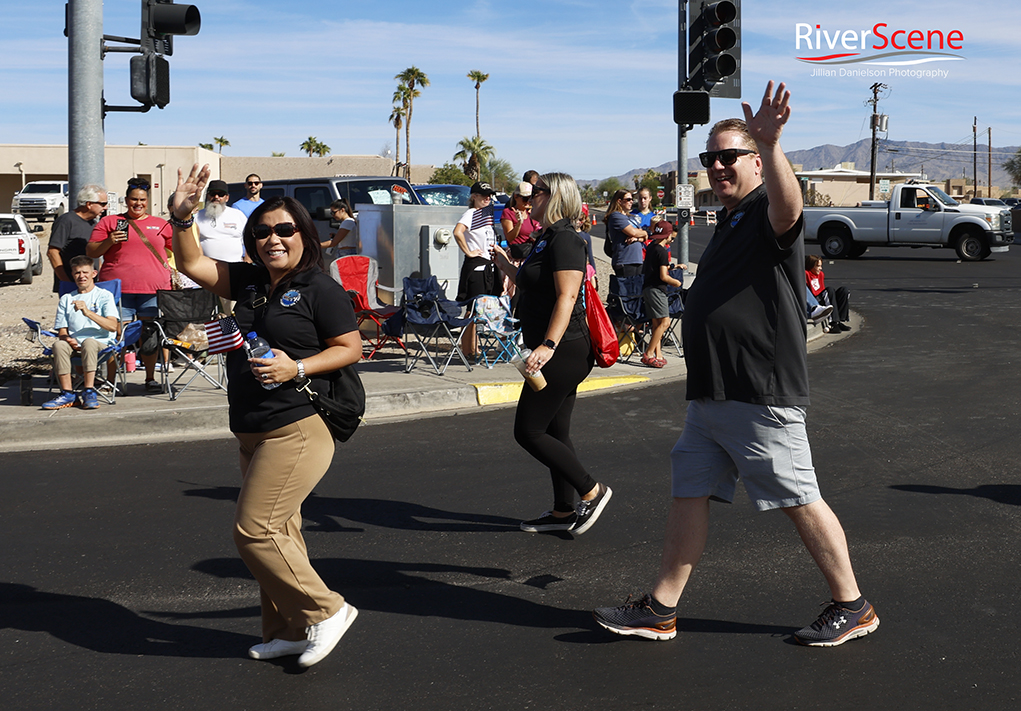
741, 81, 792, 148
173, 163, 211, 220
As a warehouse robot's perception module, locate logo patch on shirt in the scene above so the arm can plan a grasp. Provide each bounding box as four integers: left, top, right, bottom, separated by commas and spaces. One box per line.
280, 289, 301, 307
532, 240, 547, 255
730, 211, 745, 227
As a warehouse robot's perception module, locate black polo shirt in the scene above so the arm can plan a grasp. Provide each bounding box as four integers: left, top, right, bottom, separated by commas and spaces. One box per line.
227, 263, 358, 433
515, 218, 588, 348
681, 185, 809, 406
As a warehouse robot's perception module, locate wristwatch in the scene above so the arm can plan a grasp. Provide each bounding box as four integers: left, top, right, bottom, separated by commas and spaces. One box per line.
294, 359, 305, 380
542, 339, 557, 350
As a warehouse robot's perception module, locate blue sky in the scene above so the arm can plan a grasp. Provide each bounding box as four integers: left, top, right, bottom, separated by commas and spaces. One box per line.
3, 1, 1019, 180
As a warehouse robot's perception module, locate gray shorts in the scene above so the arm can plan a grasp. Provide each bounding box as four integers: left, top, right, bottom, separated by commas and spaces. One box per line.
670, 398, 821, 511
643, 286, 669, 319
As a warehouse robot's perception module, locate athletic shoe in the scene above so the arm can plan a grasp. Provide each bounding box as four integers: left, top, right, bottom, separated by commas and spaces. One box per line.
592, 593, 677, 641
520, 510, 577, 532
248, 638, 308, 660
794, 599, 879, 647
809, 305, 834, 321
640, 354, 665, 368
572, 484, 612, 535
298, 603, 358, 668
80, 387, 100, 410
837, 322, 852, 332
145, 379, 163, 393
42, 391, 77, 410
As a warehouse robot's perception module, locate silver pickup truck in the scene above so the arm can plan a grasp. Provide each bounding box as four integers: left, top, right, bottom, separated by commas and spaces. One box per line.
804, 183, 1013, 261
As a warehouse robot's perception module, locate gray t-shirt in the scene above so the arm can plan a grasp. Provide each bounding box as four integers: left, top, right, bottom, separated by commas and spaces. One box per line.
48, 211, 95, 290
681, 185, 809, 406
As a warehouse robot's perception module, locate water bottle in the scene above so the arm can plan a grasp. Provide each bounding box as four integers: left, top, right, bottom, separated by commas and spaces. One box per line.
245, 332, 280, 390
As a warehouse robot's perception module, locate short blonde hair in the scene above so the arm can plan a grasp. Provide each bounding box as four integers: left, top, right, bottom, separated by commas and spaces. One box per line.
538, 172, 582, 228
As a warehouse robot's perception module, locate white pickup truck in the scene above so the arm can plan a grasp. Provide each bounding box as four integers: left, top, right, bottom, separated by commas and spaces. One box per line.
0, 213, 45, 284
11, 180, 70, 221
804, 183, 1013, 261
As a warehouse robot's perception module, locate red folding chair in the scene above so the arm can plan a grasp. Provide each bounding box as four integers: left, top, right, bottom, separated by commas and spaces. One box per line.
329, 255, 407, 359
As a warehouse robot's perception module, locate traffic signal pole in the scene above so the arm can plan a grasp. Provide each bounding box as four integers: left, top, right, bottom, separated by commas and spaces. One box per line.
677, 0, 690, 267
67, 0, 106, 200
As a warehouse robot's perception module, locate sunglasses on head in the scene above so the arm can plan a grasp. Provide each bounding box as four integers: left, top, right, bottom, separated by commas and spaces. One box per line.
252, 222, 298, 240
699, 148, 757, 168
127, 179, 150, 191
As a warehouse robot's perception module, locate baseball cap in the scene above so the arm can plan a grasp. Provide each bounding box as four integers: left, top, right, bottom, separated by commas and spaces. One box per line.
470, 181, 496, 196
650, 220, 674, 239
206, 180, 229, 196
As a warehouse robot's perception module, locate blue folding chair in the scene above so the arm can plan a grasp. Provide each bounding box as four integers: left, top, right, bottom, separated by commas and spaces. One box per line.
661, 267, 686, 358
399, 276, 474, 374
606, 274, 649, 363
471, 294, 520, 368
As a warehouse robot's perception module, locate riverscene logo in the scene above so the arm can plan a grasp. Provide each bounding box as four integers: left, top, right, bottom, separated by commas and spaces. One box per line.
795, 22, 965, 78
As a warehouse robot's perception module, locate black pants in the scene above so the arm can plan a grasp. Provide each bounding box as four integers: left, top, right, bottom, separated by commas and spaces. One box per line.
818, 286, 850, 324
513, 337, 597, 513
614, 264, 642, 278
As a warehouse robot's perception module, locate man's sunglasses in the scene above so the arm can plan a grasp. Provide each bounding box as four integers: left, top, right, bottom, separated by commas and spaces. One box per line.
208, 191, 228, 198
89, 201, 109, 206
246, 181, 261, 186
252, 222, 298, 240
698, 149, 757, 168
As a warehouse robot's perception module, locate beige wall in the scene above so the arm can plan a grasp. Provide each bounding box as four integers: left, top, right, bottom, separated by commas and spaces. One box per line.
221, 155, 435, 185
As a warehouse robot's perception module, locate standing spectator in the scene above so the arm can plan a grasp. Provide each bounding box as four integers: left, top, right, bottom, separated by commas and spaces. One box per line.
576, 206, 597, 290
805, 255, 850, 332
87, 178, 173, 393
48, 184, 108, 291
321, 198, 359, 258
594, 82, 878, 648
501, 182, 542, 259
640, 221, 685, 368
522, 170, 540, 186
197, 179, 248, 314
171, 164, 363, 668
630, 187, 655, 230
492, 172, 612, 535
41, 255, 120, 411
454, 181, 500, 359
233, 174, 264, 218
604, 189, 648, 277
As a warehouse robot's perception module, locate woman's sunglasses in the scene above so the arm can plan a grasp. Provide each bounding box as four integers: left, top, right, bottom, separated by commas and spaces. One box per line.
252, 222, 298, 240
698, 148, 757, 168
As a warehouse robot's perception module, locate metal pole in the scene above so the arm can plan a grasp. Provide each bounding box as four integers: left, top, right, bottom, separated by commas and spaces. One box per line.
973, 117, 978, 198
988, 127, 992, 198
68, 0, 105, 199
868, 83, 880, 201
677, 0, 690, 266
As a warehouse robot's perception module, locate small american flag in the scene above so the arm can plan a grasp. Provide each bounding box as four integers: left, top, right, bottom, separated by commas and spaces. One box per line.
205, 315, 244, 354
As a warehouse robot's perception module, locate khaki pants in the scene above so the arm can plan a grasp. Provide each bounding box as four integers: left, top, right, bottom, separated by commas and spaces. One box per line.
53, 338, 101, 376
233, 414, 343, 642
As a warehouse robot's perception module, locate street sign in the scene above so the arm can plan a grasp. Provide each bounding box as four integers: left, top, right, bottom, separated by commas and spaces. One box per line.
676, 183, 695, 208
657, 187, 665, 200
879, 179, 891, 193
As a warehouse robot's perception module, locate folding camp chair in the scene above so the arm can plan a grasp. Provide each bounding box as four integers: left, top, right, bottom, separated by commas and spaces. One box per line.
606, 274, 650, 363
152, 289, 228, 400
661, 267, 685, 358
471, 294, 520, 368
399, 276, 473, 374
329, 255, 407, 359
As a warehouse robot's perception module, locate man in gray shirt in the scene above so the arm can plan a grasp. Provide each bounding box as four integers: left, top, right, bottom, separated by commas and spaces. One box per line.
48, 184, 108, 292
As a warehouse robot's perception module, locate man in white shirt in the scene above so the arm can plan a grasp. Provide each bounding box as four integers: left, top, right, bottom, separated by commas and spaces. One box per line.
197, 180, 247, 313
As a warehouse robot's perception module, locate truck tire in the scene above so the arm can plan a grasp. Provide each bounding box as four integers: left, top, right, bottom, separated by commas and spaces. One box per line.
955, 231, 990, 261
32, 254, 44, 276
849, 242, 869, 258
19, 264, 34, 285
819, 226, 851, 259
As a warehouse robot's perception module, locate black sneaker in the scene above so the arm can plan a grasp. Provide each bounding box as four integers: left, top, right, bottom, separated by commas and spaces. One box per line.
593, 593, 677, 641
520, 510, 576, 532
572, 483, 612, 535
794, 599, 879, 647
837, 322, 852, 332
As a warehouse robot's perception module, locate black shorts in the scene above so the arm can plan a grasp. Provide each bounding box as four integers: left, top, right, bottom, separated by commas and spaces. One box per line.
457, 256, 499, 301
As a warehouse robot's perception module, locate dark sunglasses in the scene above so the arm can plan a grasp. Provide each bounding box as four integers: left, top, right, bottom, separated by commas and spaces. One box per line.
252, 222, 298, 240
246, 181, 261, 186
208, 191, 228, 198
622, 196, 634, 203
89, 201, 109, 206
699, 148, 757, 168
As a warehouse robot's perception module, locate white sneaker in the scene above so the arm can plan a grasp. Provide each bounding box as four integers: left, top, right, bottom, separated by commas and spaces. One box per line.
248, 638, 308, 660
809, 305, 834, 321
297, 603, 358, 668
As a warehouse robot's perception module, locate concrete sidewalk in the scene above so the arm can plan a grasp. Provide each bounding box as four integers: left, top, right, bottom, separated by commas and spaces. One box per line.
0, 312, 852, 453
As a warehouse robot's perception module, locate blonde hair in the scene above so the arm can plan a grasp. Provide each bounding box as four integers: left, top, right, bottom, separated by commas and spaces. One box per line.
707, 118, 756, 151
539, 172, 582, 228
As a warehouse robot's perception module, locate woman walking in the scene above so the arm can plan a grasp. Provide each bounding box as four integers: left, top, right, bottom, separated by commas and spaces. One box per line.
170, 164, 363, 668
493, 172, 612, 535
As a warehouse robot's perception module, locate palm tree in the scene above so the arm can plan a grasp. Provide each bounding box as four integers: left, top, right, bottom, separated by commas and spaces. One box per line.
198, 142, 214, 151
313, 140, 331, 157
271, 151, 285, 157
453, 136, 494, 183
390, 87, 409, 173
300, 137, 319, 157
395, 67, 430, 179
467, 70, 489, 138
213, 136, 230, 154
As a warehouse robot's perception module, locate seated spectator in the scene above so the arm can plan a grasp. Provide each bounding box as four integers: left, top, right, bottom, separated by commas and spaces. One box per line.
806, 286, 834, 322
640, 221, 685, 368
806, 254, 850, 332
321, 198, 359, 258
41, 256, 120, 411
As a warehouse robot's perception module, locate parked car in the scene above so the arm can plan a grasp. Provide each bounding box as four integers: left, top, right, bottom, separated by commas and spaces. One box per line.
10, 181, 70, 221
0, 213, 44, 284
970, 197, 1009, 207
414, 184, 470, 207
1002, 197, 1021, 208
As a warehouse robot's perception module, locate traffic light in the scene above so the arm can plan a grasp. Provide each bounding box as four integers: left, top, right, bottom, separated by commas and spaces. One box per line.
688, 0, 741, 99
130, 53, 170, 108
140, 0, 201, 56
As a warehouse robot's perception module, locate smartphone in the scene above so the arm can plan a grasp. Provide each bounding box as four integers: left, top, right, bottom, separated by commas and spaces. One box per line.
115, 218, 128, 232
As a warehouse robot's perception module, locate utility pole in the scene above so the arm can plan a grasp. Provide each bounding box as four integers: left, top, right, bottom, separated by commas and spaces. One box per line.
677, 0, 690, 267
67, 0, 106, 200
988, 127, 993, 198
867, 82, 887, 200
973, 117, 978, 198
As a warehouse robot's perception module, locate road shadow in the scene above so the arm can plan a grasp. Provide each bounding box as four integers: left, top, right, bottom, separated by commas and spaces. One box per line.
556, 616, 795, 644
192, 556, 590, 631
0, 582, 252, 658
180, 482, 520, 532
890, 483, 1021, 506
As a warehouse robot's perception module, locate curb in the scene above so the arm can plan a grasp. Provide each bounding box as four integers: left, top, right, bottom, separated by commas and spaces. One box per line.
473, 374, 651, 406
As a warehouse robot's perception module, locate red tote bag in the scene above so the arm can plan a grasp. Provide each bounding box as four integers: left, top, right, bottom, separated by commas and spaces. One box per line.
584, 279, 619, 368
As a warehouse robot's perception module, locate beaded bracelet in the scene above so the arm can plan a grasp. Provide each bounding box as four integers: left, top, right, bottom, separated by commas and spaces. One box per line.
168, 213, 195, 229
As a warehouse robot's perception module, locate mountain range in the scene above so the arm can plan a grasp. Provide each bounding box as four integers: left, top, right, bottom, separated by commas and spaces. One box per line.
610, 139, 1020, 194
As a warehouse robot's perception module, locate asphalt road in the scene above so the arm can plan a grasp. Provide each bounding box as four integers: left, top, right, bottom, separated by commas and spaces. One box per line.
3, 238, 1021, 710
